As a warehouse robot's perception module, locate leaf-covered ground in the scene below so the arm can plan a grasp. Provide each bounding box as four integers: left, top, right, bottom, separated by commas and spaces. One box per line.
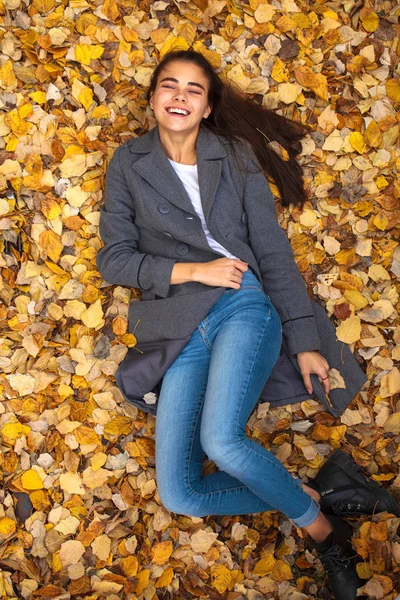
0, 0, 400, 597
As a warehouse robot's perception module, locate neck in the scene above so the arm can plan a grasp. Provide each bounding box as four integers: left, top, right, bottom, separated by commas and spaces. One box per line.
158, 124, 199, 165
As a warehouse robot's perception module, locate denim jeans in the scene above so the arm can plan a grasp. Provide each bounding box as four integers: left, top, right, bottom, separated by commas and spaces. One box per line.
155, 268, 320, 527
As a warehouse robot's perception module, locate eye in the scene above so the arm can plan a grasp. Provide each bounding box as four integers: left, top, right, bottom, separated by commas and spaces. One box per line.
189, 91, 201, 94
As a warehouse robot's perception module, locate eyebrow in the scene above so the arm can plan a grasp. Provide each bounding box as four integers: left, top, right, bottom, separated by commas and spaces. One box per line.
159, 77, 205, 92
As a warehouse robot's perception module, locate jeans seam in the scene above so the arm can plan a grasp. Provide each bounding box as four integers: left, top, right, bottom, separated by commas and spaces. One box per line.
186, 382, 249, 497
234, 312, 270, 439
198, 316, 212, 352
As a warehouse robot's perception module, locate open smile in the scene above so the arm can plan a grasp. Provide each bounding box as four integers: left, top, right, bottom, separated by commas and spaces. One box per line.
165, 108, 191, 117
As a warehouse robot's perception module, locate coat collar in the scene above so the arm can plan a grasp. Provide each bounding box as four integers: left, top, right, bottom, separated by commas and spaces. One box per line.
128, 124, 227, 220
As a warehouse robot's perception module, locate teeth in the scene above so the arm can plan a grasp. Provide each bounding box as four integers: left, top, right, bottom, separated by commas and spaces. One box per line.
167, 108, 189, 115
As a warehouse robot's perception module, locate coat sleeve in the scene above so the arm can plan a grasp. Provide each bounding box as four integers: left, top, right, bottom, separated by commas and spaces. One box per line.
242, 145, 321, 356
96, 147, 177, 298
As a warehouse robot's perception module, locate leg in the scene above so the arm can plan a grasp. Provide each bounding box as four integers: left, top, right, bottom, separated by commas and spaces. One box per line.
199, 288, 320, 527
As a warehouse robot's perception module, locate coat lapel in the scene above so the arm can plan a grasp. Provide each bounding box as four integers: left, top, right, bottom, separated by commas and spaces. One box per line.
129, 124, 227, 221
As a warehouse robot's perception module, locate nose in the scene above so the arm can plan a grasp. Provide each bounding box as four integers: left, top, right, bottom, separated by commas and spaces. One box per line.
173, 90, 187, 102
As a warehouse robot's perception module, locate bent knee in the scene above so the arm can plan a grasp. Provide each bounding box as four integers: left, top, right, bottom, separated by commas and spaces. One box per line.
202, 436, 245, 469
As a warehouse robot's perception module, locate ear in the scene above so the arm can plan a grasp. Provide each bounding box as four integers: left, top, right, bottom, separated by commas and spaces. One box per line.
204, 104, 212, 118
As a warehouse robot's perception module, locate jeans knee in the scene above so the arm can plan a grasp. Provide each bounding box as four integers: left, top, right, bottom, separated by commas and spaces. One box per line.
202, 436, 245, 471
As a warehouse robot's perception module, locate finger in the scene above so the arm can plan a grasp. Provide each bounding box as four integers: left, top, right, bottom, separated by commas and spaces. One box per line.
319, 374, 330, 395
302, 374, 312, 395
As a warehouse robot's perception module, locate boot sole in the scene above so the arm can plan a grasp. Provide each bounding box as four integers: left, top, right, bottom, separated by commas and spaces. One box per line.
319, 450, 400, 516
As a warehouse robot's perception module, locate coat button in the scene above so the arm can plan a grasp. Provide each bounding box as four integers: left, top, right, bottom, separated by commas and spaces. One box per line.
158, 203, 170, 214
176, 243, 189, 255
241, 212, 248, 225
162, 231, 173, 239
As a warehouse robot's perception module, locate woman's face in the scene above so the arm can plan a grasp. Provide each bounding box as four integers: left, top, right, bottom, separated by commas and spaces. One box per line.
149, 61, 212, 134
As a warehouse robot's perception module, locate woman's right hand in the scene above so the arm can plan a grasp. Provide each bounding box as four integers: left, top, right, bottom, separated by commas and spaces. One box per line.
192, 258, 249, 289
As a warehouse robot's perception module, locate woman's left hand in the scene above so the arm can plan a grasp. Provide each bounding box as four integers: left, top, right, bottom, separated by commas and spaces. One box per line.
296, 351, 330, 396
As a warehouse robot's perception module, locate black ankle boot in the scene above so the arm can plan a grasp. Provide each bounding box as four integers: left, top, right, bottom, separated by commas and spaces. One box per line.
308, 449, 400, 517
313, 514, 362, 600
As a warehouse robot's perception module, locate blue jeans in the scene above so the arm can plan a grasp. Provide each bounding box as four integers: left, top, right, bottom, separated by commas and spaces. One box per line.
155, 268, 320, 527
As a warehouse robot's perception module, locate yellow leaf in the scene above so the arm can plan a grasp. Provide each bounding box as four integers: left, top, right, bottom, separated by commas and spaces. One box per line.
41, 196, 62, 220
59, 473, 86, 495
0, 517, 16, 535
21, 469, 44, 491
380, 369, 400, 400
121, 556, 139, 577
361, 11, 379, 32
32, 0, 54, 11
134, 568, 150, 596
60, 155, 87, 178
192, 41, 221, 69
29, 91, 47, 104
92, 106, 111, 120
91, 452, 107, 471
1, 422, 31, 445
152, 541, 173, 566
343, 290, 369, 310
74, 425, 101, 446
386, 79, 400, 103
336, 315, 361, 344
155, 566, 174, 589
82, 467, 111, 489
294, 66, 328, 101
0, 60, 17, 90
349, 131, 366, 154
78, 86, 94, 111
357, 562, 373, 579
210, 564, 231, 594
365, 120, 382, 148
271, 57, 290, 83
272, 559, 293, 581
102, 0, 120, 21
80, 299, 105, 329
103, 416, 133, 439
30, 490, 51, 511
254, 3, 276, 22
75, 44, 104, 66
254, 554, 275, 575
371, 473, 395, 482
373, 212, 389, 231
160, 36, 189, 59
4, 109, 32, 136
39, 230, 63, 262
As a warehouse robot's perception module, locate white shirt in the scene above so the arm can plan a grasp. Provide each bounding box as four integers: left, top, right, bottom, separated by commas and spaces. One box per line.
168, 158, 239, 260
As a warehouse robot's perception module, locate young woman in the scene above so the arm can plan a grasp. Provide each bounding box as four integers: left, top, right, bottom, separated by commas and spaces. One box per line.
96, 50, 399, 600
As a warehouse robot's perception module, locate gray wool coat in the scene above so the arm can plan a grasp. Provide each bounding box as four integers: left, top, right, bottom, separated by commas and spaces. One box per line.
96, 124, 367, 418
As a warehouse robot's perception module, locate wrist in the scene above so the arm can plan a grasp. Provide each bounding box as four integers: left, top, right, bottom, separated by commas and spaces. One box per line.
190, 263, 202, 283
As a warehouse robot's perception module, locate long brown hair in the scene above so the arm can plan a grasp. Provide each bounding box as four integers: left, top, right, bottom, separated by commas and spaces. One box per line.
146, 49, 312, 209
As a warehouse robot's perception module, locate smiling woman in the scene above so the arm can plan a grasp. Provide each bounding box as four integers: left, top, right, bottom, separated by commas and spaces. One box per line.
95, 49, 388, 600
